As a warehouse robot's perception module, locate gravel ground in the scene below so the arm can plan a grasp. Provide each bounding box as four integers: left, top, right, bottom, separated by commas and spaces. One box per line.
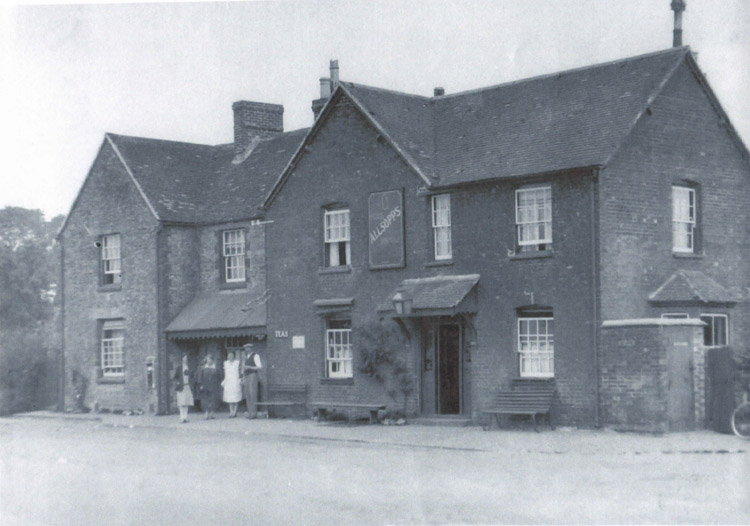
1, 413, 748, 525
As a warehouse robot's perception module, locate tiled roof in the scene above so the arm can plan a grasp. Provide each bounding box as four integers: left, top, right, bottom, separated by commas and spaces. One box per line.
107, 128, 307, 223
165, 291, 267, 339
649, 270, 738, 304
378, 274, 480, 314
343, 47, 689, 187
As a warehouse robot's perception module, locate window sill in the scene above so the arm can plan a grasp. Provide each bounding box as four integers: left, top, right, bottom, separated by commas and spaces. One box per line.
425, 259, 454, 267
672, 252, 704, 259
320, 377, 354, 385
97, 376, 126, 384
509, 250, 553, 260
98, 284, 122, 293
219, 281, 248, 290
318, 266, 352, 275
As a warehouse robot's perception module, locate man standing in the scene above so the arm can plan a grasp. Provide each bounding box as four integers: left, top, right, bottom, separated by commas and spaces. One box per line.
241, 343, 262, 419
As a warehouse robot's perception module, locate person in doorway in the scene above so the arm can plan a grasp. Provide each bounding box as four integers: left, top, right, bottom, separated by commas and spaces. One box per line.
196, 353, 221, 420
172, 354, 195, 423
222, 351, 242, 417
242, 343, 263, 419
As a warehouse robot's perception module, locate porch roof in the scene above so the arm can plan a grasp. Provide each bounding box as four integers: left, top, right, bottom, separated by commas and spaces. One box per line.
378, 274, 480, 317
166, 291, 266, 340
648, 270, 738, 305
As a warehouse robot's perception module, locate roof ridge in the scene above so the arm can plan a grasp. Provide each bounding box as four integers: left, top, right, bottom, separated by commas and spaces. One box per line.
343, 81, 430, 100
106, 132, 219, 149
677, 268, 705, 302
434, 46, 690, 101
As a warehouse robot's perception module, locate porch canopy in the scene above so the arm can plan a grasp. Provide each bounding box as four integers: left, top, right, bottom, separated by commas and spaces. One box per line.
378, 274, 480, 317
166, 291, 266, 340
648, 270, 739, 306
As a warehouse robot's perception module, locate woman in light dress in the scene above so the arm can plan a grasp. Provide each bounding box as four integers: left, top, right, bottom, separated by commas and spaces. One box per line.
222, 351, 243, 418
173, 354, 194, 423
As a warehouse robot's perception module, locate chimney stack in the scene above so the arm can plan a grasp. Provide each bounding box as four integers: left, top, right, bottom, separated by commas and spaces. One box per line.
232, 101, 284, 157
312, 59, 340, 120
671, 0, 686, 47
433, 87, 445, 97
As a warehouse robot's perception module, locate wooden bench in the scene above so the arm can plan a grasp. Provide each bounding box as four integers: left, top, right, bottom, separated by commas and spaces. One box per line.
255, 383, 307, 418
310, 402, 387, 424
482, 379, 556, 432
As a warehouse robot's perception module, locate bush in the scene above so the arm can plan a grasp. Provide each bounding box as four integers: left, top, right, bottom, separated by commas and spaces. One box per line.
733, 346, 750, 398
0, 330, 54, 415
356, 320, 415, 415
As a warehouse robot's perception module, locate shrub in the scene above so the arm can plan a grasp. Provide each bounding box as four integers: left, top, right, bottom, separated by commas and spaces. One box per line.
356, 320, 415, 415
0, 330, 52, 415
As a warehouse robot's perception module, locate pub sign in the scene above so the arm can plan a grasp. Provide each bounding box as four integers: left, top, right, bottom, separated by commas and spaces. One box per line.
368, 189, 404, 269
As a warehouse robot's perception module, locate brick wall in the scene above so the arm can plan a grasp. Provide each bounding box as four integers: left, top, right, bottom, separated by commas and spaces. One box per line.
600, 320, 704, 432
60, 141, 160, 412
599, 60, 750, 346
265, 95, 599, 425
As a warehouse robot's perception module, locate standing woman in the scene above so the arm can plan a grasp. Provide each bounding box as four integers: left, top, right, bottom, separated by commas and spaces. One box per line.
196, 353, 221, 420
222, 351, 242, 418
242, 343, 263, 419
173, 354, 195, 423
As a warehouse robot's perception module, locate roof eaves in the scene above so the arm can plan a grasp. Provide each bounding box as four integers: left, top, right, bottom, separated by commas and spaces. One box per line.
105, 134, 161, 221
601, 47, 689, 169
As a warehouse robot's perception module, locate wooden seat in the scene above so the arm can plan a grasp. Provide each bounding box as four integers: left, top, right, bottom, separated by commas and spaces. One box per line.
255, 383, 307, 417
482, 379, 555, 432
310, 401, 387, 424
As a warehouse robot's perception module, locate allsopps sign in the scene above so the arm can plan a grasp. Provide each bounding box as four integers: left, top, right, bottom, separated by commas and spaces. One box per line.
368, 189, 404, 269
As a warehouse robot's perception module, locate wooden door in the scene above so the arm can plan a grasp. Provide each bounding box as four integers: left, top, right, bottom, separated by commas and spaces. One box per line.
667, 335, 694, 431
438, 324, 461, 415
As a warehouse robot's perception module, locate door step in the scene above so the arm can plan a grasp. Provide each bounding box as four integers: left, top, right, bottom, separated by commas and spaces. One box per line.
412, 416, 473, 427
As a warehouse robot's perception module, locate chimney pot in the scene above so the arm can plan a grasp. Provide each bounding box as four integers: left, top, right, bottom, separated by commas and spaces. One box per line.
434, 87, 445, 97
671, 0, 686, 47
329, 59, 339, 88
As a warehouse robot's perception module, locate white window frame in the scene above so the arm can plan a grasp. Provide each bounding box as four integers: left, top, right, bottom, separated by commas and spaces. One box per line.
324, 209, 351, 267
700, 313, 728, 348
515, 186, 552, 252
518, 315, 554, 378
432, 194, 452, 260
101, 234, 121, 284
101, 320, 125, 377
672, 186, 696, 253
223, 229, 246, 283
661, 313, 689, 319
326, 321, 353, 378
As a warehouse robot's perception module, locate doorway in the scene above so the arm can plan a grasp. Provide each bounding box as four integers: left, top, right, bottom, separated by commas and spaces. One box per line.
437, 324, 461, 415
666, 333, 694, 431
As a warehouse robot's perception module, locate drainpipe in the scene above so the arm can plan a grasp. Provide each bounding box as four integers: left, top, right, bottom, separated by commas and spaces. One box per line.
58, 242, 66, 411
590, 168, 601, 427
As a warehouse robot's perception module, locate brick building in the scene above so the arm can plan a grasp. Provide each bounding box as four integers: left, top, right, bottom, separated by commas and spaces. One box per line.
59, 46, 749, 428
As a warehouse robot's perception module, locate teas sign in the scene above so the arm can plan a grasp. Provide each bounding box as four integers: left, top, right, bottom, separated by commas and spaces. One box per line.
368, 189, 404, 269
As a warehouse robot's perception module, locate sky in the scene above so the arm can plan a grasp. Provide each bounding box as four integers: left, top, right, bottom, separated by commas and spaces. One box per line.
1, 0, 748, 219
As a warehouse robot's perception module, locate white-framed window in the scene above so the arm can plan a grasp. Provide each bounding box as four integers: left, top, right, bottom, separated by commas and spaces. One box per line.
324, 209, 350, 267
101, 320, 125, 376
222, 229, 246, 282
672, 186, 696, 253
518, 312, 554, 377
701, 314, 728, 348
326, 320, 352, 378
661, 313, 689, 319
432, 194, 452, 260
101, 234, 121, 285
516, 186, 552, 252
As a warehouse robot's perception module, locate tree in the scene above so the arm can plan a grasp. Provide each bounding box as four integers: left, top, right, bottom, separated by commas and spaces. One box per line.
0, 207, 64, 414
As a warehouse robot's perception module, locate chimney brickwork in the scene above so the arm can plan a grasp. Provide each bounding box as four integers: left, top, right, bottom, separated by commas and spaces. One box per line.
232, 101, 284, 156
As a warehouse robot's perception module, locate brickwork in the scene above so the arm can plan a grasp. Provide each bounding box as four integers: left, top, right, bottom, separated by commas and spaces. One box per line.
60, 142, 160, 413
232, 101, 284, 155
264, 96, 599, 425
599, 61, 750, 347
600, 321, 705, 432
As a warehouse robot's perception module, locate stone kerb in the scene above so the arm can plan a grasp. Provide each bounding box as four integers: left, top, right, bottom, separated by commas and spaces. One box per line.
600, 318, 705, 432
